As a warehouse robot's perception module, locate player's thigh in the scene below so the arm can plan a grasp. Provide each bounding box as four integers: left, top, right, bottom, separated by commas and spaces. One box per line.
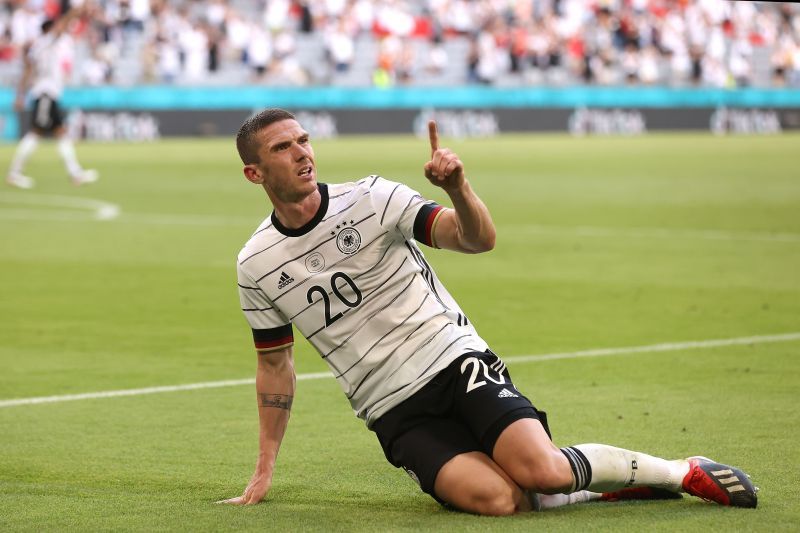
378, 415, 525, 514
434, 451, 526, 516
380, 416, 481, 500
493, 418, 573, 493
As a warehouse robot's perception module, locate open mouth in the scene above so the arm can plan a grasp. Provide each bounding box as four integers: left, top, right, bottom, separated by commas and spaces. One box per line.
298, 166, 313, 177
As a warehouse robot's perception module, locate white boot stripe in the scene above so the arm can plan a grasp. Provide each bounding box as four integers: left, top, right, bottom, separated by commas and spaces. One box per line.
711, 469, 734, 476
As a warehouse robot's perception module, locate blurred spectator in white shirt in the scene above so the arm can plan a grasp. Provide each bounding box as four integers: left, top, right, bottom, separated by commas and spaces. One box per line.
272, 29, 309, 85
620, 42, 638, 83
155, 34, 180, 83
473, 25, 504, 84
265, 0, 292, 32
638, 44, 660, 85
224, 8, 250, 63
246, 22, 272, 79
206, 0, 227, 30
11, 2, 43, 46
728, 37, 752, 87
178, 21, 208, 81
325, 17, 354, 72
375, 0, 415, 37
702, 55, 728, 87
81, 46, 113, 85
425, 33, 447, 75
352, 0, 375, 36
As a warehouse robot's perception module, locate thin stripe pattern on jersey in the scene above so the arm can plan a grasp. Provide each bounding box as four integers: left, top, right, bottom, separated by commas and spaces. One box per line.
237, 177, 488, 426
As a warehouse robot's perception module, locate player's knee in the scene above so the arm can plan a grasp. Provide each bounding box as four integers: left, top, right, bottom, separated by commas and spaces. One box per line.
443, 476, 520, 516
467, 485, 518, 516
513, 450, 573, 494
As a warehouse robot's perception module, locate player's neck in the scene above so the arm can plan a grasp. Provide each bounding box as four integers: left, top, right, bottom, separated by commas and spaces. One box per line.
272, 188, 322, 230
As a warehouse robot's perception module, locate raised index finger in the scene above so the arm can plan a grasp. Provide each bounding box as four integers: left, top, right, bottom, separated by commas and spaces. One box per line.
428, 120, 439, 157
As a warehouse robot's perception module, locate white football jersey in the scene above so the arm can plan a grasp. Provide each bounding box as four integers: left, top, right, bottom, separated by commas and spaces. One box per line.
237, 177, 488, 426
28, 33, 71, 99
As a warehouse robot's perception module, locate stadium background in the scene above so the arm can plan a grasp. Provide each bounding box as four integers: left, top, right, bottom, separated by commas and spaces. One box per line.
1, 0, 799, 139
1, 1, 799, 531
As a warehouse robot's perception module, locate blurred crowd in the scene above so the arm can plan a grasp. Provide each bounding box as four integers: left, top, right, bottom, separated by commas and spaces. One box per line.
1, 0, 799, 87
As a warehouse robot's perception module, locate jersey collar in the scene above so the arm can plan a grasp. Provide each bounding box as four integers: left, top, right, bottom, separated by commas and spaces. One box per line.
271, 183, 329, 237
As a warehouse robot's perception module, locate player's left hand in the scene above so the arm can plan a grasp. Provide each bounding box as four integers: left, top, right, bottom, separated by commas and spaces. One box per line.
216, 470, 271, 505
424, 120, 465, 192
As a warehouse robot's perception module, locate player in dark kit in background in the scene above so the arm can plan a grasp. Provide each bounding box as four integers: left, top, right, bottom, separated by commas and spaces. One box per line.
220, 108, 757, 514
6, 4, 98, 190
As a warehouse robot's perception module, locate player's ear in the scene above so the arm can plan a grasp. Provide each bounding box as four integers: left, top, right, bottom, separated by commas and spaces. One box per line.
243, 164, 264, 184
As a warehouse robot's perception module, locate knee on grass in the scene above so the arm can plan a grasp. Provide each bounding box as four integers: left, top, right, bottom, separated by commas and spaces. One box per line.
460, 483, 521, 516
506, 450, 574, 494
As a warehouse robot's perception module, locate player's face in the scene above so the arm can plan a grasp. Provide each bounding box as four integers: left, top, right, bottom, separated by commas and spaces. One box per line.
249, 119, 316, 203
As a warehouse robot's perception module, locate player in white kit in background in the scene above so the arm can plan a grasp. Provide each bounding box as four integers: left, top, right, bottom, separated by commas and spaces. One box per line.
6, 4, 98, 190
219, 108, 757, 515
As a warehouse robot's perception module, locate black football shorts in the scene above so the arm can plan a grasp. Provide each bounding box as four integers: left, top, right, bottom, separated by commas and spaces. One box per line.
30, 94, 65, 133
371, 350, 551, 500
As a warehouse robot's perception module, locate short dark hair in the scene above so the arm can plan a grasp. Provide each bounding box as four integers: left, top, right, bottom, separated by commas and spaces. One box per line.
41, 19, 55, 33
236, 108, 296, 164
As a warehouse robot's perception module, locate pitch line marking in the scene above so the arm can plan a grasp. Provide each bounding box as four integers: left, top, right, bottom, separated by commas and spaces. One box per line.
117, 212, 255, 226
0, 192, 120, 221
516, 224, 800, 244
0, 372, 328, 408
503, 332, 800, 363
5, 205, 800, 243
2, 332, 799, 409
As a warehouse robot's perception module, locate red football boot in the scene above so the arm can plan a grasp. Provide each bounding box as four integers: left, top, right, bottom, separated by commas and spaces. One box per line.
682, 456, 758, 508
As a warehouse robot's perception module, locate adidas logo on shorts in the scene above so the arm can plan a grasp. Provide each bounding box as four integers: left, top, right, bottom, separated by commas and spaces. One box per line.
498, 388, 519, 398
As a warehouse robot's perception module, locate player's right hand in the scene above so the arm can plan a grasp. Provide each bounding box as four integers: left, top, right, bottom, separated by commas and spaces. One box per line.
424, 120, 465, 191
216, 471, 271, 505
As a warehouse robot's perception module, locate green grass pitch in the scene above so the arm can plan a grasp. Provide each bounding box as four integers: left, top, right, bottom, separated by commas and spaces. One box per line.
1, 132, 799, 531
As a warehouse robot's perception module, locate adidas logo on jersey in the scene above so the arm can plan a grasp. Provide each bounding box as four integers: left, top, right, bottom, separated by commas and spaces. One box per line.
278, 271, 295, 289
498, 388, 519, 398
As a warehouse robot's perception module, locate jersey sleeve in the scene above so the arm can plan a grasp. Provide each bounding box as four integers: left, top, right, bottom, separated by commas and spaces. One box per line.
368, 176, 445, 248
237, 264, 294, 351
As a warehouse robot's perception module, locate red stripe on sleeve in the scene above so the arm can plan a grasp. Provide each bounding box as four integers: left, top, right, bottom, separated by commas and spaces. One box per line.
424, 205, 445, 247
254, 335, 294, 350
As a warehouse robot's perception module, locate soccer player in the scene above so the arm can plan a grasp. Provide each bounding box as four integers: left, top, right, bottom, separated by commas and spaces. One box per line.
221, 108, 757, 514
6, 5, 98, 190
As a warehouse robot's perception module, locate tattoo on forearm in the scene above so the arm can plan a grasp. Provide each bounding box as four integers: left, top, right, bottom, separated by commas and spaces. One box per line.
259, 393, 293, 410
